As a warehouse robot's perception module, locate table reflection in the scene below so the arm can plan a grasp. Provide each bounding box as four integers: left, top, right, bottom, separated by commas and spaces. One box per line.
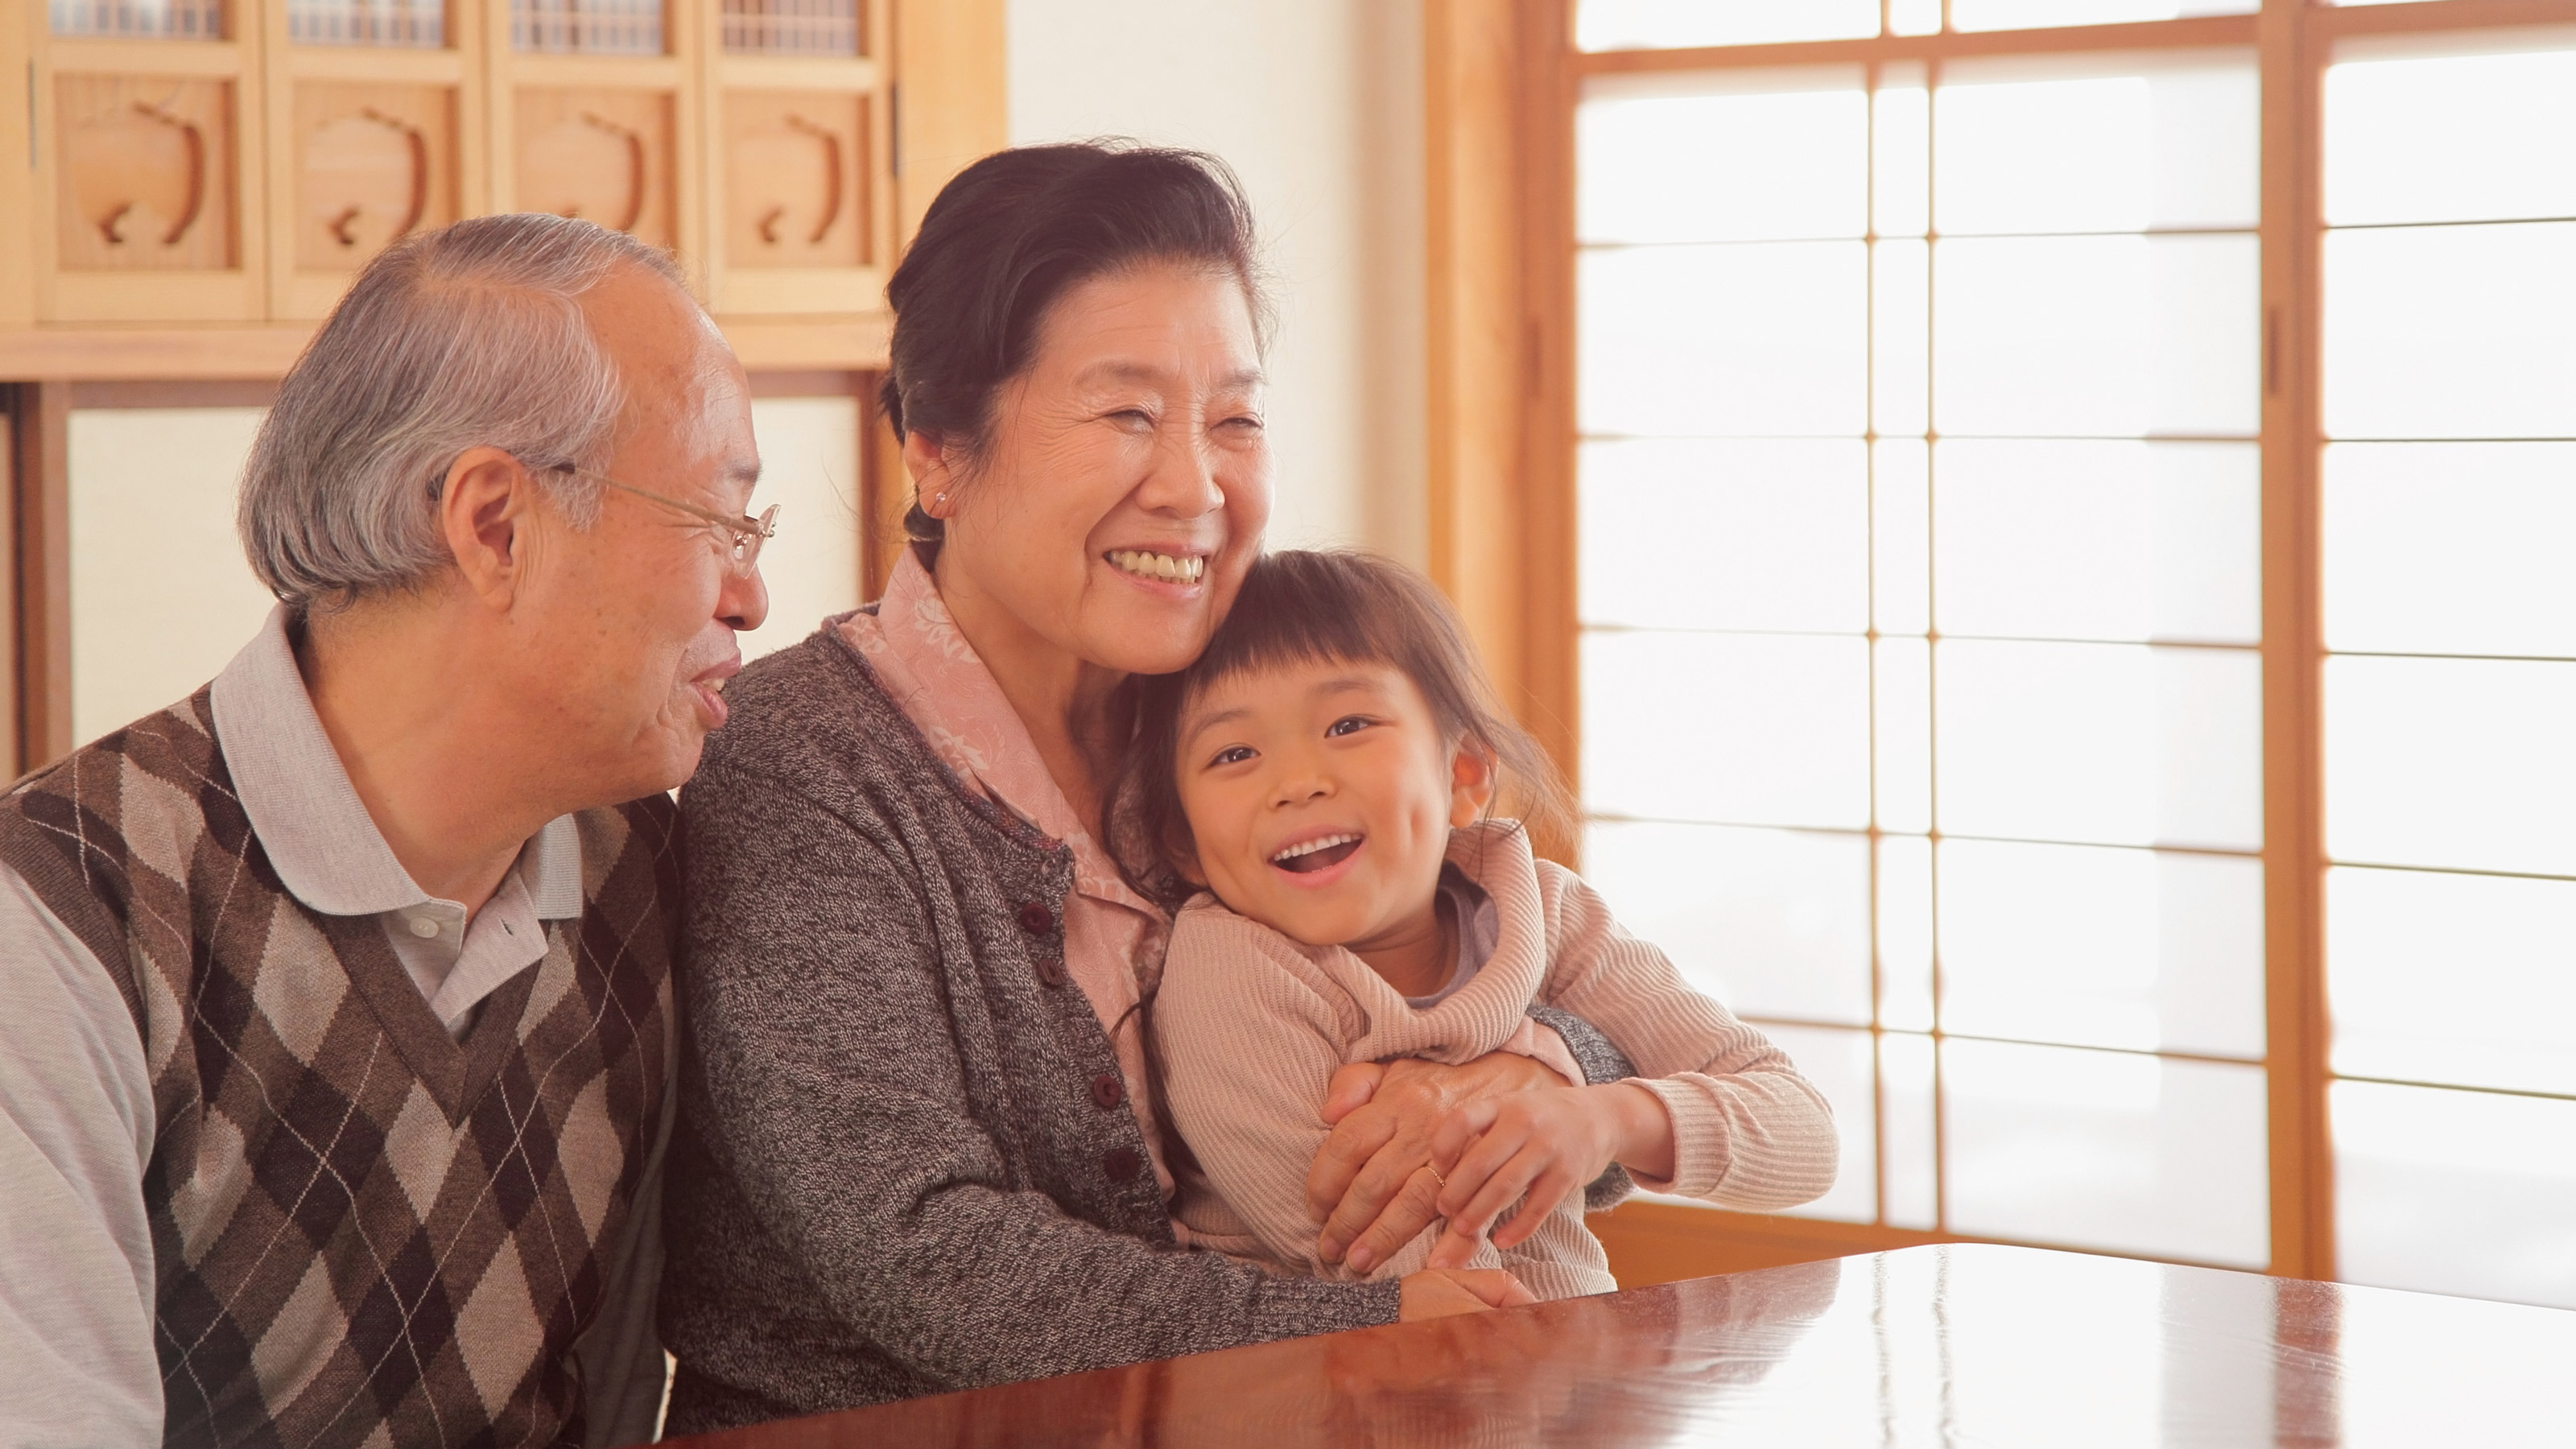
668, 1244, 2576, 1447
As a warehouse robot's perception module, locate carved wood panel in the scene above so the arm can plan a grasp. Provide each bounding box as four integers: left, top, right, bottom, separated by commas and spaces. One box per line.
724, 90, 869, 268
56, 75, 238, 271
514, 88, 677, 248
292, 84, 460, 271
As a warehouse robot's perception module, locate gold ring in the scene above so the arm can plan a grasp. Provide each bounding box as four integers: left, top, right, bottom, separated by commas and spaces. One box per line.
1422, 1164, 1447, 1189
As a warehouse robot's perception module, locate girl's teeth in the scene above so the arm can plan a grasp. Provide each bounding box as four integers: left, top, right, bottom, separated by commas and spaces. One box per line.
1272, 832, 1359, 863
1112, 550, 1205, 584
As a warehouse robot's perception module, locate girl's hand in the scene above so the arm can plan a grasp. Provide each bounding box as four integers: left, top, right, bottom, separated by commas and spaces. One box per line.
1422, 1083, 1674, 1268
1397, 1267, 1537, 1320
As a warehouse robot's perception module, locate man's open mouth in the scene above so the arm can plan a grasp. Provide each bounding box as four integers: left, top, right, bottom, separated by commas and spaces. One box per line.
1271, 833, 1362, 873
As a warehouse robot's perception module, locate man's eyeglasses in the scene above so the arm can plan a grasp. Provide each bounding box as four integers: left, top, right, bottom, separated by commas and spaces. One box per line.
552, 466, 778, 579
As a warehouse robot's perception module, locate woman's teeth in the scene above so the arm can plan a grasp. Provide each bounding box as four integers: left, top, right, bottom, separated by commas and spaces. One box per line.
1272, 832, 1361, 866
1108, 550, 1206, 584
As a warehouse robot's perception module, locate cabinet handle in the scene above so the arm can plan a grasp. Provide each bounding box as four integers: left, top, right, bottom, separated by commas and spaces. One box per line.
579, 111, 647, 234
361, 108, 431, 242
102, 98, 204, 246
784, 114, 841, 245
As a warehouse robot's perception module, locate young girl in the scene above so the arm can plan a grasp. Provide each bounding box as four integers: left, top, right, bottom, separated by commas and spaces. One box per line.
1121, 550, 1839, 1300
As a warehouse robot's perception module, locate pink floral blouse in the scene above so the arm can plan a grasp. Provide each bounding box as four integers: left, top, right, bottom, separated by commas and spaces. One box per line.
839, 551, 1181, 1201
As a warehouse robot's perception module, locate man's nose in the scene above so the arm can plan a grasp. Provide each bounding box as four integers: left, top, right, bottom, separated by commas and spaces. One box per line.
721, 564, 770, 634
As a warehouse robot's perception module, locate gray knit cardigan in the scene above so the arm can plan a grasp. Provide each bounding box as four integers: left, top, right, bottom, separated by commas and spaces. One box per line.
658, 622, 1632, 1433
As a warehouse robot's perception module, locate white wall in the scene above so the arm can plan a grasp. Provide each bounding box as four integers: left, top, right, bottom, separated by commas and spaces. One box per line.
68, 407, 280, 745
64, 393, 864, 747
1005, 0, 1428, 565
737, 394, 865, 659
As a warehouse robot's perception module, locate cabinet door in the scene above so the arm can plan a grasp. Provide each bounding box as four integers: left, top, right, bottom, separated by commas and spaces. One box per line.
701, 0, 888, 316
37, 3, 268, 322
266, 0, 481, 320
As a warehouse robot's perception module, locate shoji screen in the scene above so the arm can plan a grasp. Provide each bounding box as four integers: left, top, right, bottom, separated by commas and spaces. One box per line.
2319, 31, 2576, 1311
1575, 50, 2268, 1266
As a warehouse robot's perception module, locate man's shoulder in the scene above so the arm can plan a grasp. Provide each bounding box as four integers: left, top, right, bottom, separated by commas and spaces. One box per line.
1, 690, 220, 812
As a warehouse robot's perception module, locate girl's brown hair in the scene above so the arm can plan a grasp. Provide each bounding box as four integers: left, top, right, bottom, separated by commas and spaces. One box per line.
1111, 549, 1576, 897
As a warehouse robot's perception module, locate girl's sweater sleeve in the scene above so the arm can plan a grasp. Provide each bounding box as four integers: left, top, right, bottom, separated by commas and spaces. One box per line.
1533, 861, 1840, 1210
1154, 910, 1491, 1285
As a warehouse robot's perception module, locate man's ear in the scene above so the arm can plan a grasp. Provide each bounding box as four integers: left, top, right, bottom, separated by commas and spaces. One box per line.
1449, 739, 1498, 828
438, 446, 539, 610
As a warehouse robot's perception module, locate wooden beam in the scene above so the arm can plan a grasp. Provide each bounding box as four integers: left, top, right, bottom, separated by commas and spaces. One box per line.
2314, 0, 2576, 39
0, 406, 14, 774
1424, 0, 1583, 861
1575, 13, 2259, 76
1424, 0, 1527, 708
2259, 0, 2334, 1284
857, 373, 909, 600
892, 0, 1009, 250
1591, 1203, 1955, 1288
0, 315, 891, 383
10, 382, 72, 773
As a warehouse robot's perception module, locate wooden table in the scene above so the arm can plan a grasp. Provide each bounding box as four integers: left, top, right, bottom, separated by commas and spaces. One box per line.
664, 1243, 2576, 1447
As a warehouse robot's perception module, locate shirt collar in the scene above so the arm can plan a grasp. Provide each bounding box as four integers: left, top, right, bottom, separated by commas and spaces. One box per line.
208, 604, 583, 921
862, 552, 1162, 920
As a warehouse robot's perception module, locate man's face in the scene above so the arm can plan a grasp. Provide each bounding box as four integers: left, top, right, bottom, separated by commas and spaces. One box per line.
513, 266, 767, 803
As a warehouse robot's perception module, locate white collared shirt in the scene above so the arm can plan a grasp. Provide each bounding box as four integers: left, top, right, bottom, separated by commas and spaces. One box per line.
209, 604, 584, 1035
0, 605, 591, 1442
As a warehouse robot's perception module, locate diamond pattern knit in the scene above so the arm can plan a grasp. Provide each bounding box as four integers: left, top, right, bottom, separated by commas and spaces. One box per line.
0, 690, 677, 1449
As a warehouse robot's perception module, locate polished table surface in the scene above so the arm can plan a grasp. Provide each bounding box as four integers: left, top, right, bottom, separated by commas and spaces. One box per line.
665, 1244, 2576, 1447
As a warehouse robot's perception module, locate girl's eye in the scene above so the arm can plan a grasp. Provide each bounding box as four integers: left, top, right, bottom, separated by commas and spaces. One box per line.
1326, 716, 1373, 738
1209, 745, 1256, 767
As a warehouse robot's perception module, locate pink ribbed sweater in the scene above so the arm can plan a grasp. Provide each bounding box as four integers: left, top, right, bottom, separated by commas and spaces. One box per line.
1154, 820, 1839, 1301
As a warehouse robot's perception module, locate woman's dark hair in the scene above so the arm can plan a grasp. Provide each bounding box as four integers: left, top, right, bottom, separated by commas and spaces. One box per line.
878, 140, 1268, 551
1112, 550, 1578, 896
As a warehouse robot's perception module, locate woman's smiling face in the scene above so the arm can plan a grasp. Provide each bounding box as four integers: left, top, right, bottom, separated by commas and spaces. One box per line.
923, 259, 1272, 677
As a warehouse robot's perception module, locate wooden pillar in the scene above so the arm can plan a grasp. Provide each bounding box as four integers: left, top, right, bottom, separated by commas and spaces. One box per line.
2258, 0, 2334, 1286
892, 0, 1009, 246
1424, 0, 1580, 862
9, 382, 72, 774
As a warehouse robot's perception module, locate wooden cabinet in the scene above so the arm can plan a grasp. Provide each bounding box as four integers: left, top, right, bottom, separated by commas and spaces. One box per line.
0, 0, 984, 376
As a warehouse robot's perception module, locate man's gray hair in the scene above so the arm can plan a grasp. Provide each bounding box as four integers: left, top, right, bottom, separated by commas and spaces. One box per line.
239, 213, 687, 607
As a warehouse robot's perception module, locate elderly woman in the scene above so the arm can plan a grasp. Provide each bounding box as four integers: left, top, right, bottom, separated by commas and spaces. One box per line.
658, 143, 1831, 1433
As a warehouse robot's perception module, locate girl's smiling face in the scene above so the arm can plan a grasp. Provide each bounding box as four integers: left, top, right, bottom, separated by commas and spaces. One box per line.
1174, 657, 1493, 968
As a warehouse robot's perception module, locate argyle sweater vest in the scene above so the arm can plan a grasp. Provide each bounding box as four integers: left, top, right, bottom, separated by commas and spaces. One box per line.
0, 690, 679, 1448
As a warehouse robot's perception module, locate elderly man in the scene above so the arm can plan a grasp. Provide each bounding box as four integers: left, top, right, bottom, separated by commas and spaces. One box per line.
0, 213, 767, 1445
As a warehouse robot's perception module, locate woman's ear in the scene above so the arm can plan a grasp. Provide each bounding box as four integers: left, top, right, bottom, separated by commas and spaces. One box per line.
1448, 739, 1498, 828
904, 429, 957, 516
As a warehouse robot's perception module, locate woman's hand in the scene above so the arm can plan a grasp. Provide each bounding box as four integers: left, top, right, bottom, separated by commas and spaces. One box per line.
1307, 1054, 1565, 1273
1422, 1083, 1674, 1267
1397, 1267, 1535, 1320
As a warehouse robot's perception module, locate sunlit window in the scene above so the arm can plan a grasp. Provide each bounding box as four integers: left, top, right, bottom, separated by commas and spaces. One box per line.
1576, 49, 2268, 1267
2320, 35, 2576, 1311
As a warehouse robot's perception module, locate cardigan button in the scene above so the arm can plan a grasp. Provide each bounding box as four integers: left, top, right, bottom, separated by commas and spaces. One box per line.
1103, 1147, 1142, 1183
1090, 1072, 1125, 1109
1034, 956, 1067, 987
1017, 901, 1055, 935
